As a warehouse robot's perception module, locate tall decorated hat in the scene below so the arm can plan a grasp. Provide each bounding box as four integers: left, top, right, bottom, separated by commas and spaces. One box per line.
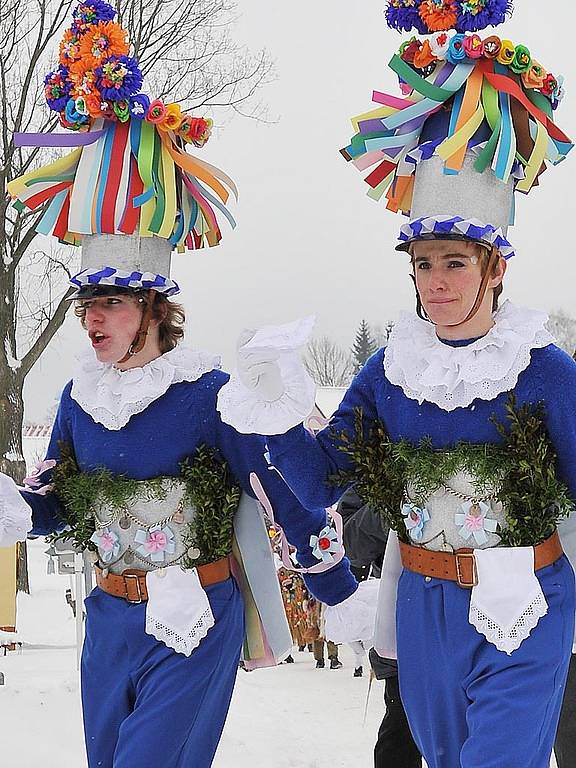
7, 0, 237, 299
341, 1, 572, 260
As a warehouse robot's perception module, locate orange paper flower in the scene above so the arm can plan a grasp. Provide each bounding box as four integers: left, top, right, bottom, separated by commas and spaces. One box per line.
418, 0, 459, 32
78, 21, 129, 68
522, 62, 547, 90
69, 59, 99, 100
59, 30, 82, 66
413, 40, 436, 69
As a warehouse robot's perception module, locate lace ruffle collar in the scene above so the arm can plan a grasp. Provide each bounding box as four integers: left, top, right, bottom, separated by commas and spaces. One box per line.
383, 301, 554, 411
71, 346, 220, 430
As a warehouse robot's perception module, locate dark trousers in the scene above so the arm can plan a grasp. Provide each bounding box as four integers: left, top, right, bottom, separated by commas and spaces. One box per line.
555, 653, 576, 768
374, 674, 421, 768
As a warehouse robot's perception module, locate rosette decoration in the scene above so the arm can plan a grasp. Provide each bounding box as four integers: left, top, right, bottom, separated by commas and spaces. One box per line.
385, 0, 514, 35
341, 28, 571, 222
8, 0, 235, 251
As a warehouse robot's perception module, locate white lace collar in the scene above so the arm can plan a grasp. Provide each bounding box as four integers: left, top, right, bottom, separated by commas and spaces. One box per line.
71, 346, 220, 430
383, 301, 554, 411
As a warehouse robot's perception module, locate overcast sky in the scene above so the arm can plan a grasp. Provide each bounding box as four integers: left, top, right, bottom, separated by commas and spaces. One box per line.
24, 1, 576, 422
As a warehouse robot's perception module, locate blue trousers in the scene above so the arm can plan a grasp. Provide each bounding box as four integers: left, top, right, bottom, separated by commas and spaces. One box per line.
81, 577, 244, 768
397, 556, 575, 768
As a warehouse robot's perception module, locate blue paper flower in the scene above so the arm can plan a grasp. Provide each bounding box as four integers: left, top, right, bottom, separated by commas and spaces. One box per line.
90, 527, 120, 563
44, 66, 72, 112
134, 524, 176, 563
129, 93, 151, 119
401, 502, 431, 543
385, 1, 429, 34
446, 33, 467, 64
456, 0, 513, 33
72, 0, 116, 32
310, 524, 341, 564
64, 97, 90, 126
96, 55, 144, 102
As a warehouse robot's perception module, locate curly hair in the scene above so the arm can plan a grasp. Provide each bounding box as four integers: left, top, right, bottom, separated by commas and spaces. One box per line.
74, 291, 185, 353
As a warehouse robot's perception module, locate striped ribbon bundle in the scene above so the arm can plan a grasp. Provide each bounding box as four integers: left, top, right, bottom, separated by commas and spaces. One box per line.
7, 118, 237, 251
341, 54, 573, 216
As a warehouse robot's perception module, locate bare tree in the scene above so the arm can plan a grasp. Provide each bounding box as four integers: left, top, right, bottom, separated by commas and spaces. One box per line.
0, 0, 274, 480
304, 337, 354, 388
547, 310, 576, 359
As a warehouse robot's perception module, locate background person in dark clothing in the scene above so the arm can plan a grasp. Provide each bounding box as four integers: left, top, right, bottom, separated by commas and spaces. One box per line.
338, 489, 422, 768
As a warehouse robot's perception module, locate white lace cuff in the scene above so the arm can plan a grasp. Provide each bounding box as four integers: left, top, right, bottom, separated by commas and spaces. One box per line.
145, 567, 215, 656
217, 352, 316, 435
469, 546, 548, 655
324, 578, 379, 645
0, 474, 32, 548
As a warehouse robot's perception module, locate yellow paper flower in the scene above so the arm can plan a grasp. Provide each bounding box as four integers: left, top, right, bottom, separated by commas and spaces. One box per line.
496, 39, 515, 66
157, 103, 183, 132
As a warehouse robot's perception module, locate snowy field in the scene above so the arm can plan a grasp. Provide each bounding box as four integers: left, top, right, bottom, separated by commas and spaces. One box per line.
0, 540, 383, 767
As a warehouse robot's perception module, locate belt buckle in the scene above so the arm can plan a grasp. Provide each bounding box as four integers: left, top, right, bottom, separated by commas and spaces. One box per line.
455, 552, 478, 588
123, 573, 143, 604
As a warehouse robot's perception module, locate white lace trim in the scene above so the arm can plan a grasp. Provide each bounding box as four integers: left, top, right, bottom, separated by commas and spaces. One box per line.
470, 591, 548, 655
144, 567, 216, 656
217, 352, 316, 435
384, 301, 554, 411
145, 606, 215, 657
71, 346, 220, 430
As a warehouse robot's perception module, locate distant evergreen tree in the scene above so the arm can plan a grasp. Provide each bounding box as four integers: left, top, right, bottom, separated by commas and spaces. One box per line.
351, 319, 377, 373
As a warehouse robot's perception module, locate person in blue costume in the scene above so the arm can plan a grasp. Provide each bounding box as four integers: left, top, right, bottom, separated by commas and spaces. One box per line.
217, 6, 576, 767
0, 4, 375, 765
0, 233, 374, 768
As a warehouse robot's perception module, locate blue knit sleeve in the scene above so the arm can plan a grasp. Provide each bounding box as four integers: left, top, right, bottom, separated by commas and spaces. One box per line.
205, 372, 358, 605
22, 382, 72, 536
533, 346, 576, 502
265, 350, 383, 510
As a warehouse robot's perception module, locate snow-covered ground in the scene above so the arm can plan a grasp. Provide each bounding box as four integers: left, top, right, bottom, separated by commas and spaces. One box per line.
0, 540, 382, 767
0, 540, 560, 767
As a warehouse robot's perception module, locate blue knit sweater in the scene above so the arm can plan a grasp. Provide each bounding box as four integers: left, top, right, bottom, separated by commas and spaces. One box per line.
21, 368, 357, 606
268, 344, 576, 512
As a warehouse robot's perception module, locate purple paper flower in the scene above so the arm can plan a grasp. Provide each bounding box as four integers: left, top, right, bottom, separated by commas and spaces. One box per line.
72, 0, 116, 34
456, 0, 513, 33
96, 55, 144, 102
129, 93, 151, 119
44, 66, 72, 112
385, 1, 429, 34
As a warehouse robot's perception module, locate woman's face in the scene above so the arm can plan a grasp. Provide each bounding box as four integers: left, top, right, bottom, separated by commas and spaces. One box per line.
412, 239, 503, 329
77, 295, 144, 364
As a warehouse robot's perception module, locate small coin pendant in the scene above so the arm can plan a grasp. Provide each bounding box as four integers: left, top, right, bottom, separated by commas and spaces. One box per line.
187, 547, 201, 560
172, 510, 185, 525
123, 551, 135, 565
470, 502, 482, 517
119, 516, 131, 530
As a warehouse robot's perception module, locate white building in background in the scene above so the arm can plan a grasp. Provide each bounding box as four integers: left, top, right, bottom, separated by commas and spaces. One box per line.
22, 424, 51, 471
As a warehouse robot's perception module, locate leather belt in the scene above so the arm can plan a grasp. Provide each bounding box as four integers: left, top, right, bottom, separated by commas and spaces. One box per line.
399, 532, 563, 588
94, 557, 231, 604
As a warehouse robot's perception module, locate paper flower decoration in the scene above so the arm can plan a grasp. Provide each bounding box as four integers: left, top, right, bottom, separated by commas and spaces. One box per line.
454, 501, 498, 546
401, 502, 430, 543
310, 524, 341, 564
134, 524, 176, 563
90, 527, 120, 563
79, 21, 129, 67
419, 0, 459, 32
95, 55, 143, 101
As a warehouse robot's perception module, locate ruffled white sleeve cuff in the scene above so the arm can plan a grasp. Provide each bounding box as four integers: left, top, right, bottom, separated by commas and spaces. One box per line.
217, 352, 317, 435
0, 474, 33, 548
